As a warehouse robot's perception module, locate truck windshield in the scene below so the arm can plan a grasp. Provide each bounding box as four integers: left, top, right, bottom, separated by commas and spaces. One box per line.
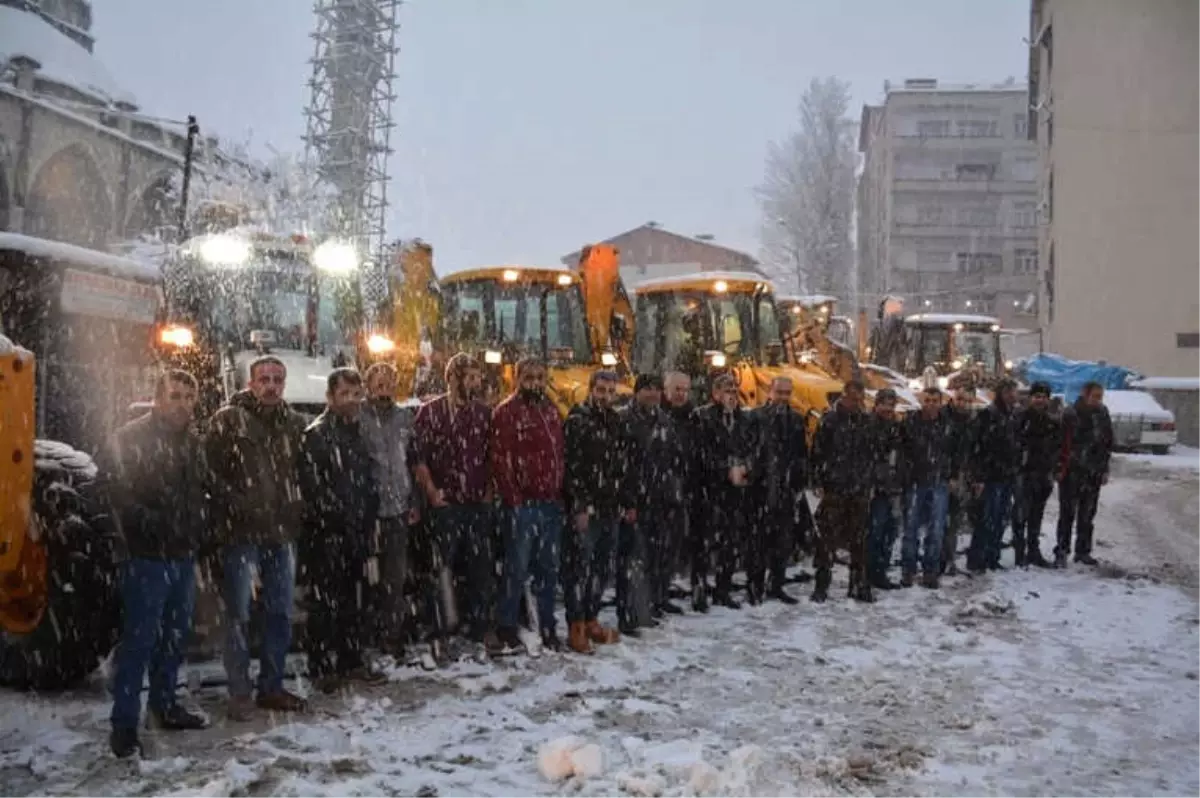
441, 278, 591, 362
952, 328, 1000, 371
633, 290, 780, 374
905, 325, 1000, 373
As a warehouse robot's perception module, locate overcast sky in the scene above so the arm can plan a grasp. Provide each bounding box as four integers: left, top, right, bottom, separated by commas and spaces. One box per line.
94, 0, 1029, 274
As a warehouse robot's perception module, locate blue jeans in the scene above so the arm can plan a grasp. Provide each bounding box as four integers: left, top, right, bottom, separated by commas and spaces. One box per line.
499, 502, 562, 635
968, 483, 1013, 570
222, 543, 295, 698
110, 558, 196, 731
868, 494, 902, 584
904, 484, 949, 577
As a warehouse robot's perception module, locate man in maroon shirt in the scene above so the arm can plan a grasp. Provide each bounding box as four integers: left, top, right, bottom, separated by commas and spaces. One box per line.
412, 353, 495, 657
491, 357, 567, 653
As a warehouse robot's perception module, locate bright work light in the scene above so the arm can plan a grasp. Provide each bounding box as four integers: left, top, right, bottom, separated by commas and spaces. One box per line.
313, 240, 358, 274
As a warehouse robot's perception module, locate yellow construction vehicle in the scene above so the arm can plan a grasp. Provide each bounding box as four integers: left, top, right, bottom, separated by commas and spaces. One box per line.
629, 271, 843, 426
437, 257, 633, 416
0, 233, 159, 688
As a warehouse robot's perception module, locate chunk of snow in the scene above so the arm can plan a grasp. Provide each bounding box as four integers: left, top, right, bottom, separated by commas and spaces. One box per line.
616, 770, 667, 796
688, 761, 721, 793
571, 743, 605, 778
0, 232, 160, 283
537, 736, 586, 782
0, 7, 137, 107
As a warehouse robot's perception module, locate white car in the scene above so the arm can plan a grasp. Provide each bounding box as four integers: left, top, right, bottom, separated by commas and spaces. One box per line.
1102, 389, 1178, 454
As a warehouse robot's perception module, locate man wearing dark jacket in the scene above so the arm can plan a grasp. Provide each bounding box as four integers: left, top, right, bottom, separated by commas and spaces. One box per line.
299, 368, 385, 692
691, 373, 759, 610
967, 379, 1021, 573
663, 371, 696, 581
1055, 381, 1114, 567
492, 357, 567, 652
1012, 382, 1059, 568
749, 377, 807, 605
811, 380, 874, 603
206, 356, 309, 719
620, 373, 685, 629
562, 370, 624, 653
867, 388, 906, 593
902, 387, 956, 589
942, 386, 977, 576
102, 371, 208, 758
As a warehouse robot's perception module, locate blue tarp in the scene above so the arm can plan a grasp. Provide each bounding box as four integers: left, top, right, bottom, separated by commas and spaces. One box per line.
1016, 353, 1141, 404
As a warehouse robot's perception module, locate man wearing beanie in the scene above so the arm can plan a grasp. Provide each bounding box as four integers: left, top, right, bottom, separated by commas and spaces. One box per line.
1012, 382, 1059, 567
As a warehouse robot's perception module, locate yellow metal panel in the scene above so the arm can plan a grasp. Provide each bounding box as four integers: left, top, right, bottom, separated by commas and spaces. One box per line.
0, 348, 35, 574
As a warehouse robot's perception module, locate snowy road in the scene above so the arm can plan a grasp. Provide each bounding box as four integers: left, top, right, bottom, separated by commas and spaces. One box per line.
2, 457, 1197, 797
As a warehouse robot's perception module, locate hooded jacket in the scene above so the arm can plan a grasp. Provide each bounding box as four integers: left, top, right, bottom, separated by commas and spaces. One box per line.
99, 412, 209, 560
206, 390, 308, 546
563, 399, 625, 517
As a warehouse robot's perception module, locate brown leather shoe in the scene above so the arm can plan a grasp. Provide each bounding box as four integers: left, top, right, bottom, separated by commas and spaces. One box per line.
568, 621, 595, 654
227, 695, 256, 722
586, 619, 620, 645
256, 689, 310, 713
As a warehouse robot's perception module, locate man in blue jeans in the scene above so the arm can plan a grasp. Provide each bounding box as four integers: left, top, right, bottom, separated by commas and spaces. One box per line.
902, 387, 956, 589
491, 358, 567, 653
100, 370, 208, 758
967, 379, 1021, 573
206, 356, 310, 720
866, 388, 906, 592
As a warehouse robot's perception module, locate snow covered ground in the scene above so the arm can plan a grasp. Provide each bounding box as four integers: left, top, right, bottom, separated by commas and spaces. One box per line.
2, 461, 1196, 797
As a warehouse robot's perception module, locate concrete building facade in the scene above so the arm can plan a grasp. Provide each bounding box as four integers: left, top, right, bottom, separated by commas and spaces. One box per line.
857, 80, 1040, 329
0, 2, 219, 252
561, 223, 764, 290
1029, 0, 1198, 377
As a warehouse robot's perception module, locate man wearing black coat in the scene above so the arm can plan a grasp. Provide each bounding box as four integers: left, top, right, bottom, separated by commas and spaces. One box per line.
663, 371, 697, 581
101, 370, 209, 758
1055, 381, 1114, 568
942, 386, 977, 576
1012, 382, 1060, 567
811, 380, 875, 602
620, 373, 686, 630
299, 368, 384, 692
691, 373, 759, 610
967, 379, 1021, 572
562, 370, 624, 654
748, 377, 806, 605
867, 388, 906, 593
902, 387, 957, 589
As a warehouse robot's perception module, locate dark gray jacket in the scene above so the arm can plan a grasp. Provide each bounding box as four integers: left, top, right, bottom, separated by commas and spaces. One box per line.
360, 399, 416, 518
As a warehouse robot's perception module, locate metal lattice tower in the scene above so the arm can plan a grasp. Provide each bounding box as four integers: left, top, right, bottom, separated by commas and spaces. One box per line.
302, 0, 400, 321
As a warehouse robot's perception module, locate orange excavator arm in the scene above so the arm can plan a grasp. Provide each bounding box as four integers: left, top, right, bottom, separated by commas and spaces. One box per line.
575, 243, 634, 369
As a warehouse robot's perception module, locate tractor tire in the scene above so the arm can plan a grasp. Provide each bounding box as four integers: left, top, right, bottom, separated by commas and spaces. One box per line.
0, 441, 120, 690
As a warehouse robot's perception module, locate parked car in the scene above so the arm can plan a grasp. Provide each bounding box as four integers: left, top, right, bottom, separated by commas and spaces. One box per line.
1102, 389, 1178, 454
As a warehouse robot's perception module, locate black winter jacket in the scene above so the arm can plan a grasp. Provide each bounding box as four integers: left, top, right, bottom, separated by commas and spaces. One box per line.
691, 403, 760, 497
299, 412, 380, 556
1060, 400, 1114, 478
665, 400, 698, 492
564, 399, 625, 517
904, 409, 958, 486
870, 414, 908, 496
1015, 406, 1062, 478
620, 403, 684, 509
811, 400, 873, 495
752, 403, 808, 509
969, 399, 1020, 484
946, 405, 975, 479
99, 413, 209, 560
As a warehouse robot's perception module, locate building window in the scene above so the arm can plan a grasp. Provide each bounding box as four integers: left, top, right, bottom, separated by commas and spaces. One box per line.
957, 207, 998, 227
956, 120, 998, 138
1014, 248, 1038, 274
1177, 333, 1200, 349
1011, 204, 1037, 228
955, 163, 995, 181
1013, 113, 1028, 138
916, 205, 945, 226
917, 120, 951, 138
957, 252, 1003, 276
1012, 158, 1038, 182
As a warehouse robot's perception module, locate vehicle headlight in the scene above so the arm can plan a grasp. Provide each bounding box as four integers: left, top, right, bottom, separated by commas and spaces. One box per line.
199, 235, 251, 267
1005, 359, 1014, 370
600, 352, 618, 367
709, 352, 727, 368
160, 325, 195, 348
951, 359, 964, 370
937, 376, 950, 390
313, 240, 358, 274
484, 349, 502, 365
366, 334, 395, 355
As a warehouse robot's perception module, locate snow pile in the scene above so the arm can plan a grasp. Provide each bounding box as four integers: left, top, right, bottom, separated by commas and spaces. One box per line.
536, 736, 604, 782
0, 6, 136, 107
0, 232, 160, 283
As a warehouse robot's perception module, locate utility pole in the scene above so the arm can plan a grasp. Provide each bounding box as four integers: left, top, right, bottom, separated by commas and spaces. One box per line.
176, 115, 200, 242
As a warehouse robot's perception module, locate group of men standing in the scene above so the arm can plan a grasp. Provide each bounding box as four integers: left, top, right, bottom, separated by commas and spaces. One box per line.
97, 350, 1114, 760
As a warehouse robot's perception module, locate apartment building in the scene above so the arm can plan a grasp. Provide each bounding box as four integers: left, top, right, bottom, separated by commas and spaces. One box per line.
857, 79, 1040, 329
1029, 0, 1198, 377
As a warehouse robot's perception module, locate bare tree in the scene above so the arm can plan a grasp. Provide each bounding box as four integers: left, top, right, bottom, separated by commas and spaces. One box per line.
757, 77, 858, 298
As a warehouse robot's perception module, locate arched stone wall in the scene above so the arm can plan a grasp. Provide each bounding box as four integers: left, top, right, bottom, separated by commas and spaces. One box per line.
25, 144, 113, 249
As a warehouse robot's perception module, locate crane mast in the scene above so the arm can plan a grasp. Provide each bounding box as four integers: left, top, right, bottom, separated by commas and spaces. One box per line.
302, 0, 401, 326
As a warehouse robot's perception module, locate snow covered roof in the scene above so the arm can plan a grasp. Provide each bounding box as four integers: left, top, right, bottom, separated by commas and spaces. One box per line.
0, 334, 34, 359
1130, 377, 1200, 392
904, 313, 1000, 328
777, 294, 838, 307
634, 271, 774, 294
0, 6, 136, 108
0, 232, 160, 283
